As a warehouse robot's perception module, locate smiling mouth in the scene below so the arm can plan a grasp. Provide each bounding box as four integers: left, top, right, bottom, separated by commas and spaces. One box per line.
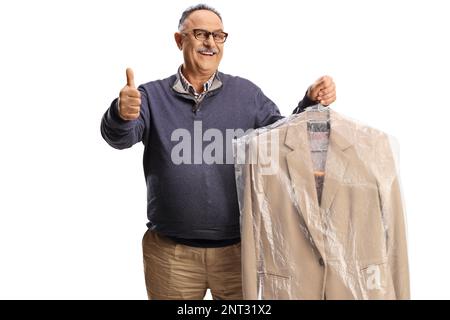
199, 51, 216, 56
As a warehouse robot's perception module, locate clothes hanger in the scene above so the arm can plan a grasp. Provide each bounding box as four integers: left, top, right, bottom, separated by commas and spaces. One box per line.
306, 103, 330, 133
305, 103, 330, 177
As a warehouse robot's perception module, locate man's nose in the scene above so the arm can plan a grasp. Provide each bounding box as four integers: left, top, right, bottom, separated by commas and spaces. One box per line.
203, 34, 215, 47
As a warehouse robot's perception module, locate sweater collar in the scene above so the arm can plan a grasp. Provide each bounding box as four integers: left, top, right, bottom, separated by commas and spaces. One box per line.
172, 65, 222, 96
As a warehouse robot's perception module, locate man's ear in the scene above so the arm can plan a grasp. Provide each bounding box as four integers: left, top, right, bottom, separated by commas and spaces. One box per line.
174, 32, 183, 50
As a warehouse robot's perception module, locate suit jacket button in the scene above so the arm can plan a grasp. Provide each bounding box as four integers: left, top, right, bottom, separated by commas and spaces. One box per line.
319, 258, 325, 266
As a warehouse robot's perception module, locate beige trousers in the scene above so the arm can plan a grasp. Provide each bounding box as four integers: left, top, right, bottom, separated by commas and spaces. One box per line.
142, 229, 243, 300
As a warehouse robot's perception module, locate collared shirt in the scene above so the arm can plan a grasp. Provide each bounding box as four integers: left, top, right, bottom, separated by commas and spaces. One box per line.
177, 65, 217, 105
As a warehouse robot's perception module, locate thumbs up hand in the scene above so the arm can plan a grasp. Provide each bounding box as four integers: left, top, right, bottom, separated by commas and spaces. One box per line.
118, 68, 141, 121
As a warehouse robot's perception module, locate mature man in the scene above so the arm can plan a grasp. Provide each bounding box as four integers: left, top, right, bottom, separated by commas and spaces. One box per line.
101, 4, 336, 300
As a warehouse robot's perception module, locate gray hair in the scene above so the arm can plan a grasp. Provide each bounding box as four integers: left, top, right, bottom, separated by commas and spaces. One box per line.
178, 4, 222, 31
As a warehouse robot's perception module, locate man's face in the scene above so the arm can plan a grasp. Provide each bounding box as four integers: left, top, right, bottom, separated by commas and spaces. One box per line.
175, 10, 225, 76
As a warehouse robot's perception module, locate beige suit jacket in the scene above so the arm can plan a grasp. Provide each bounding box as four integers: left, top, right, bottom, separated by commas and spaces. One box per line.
234, 109, 410, 300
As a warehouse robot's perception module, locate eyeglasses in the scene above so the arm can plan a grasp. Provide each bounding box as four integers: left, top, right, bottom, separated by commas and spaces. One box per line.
183, 29, 229, 43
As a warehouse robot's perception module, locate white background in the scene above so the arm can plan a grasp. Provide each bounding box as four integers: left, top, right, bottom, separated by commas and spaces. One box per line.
0, 0, 448, 299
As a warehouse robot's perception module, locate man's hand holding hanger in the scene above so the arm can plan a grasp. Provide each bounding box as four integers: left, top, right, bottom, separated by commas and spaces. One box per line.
307, 75, 336, 106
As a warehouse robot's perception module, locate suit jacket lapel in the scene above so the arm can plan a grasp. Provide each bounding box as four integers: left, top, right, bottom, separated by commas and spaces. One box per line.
322, 116, 352, 212
284, 110, 353, 258
285, 118, 325, 257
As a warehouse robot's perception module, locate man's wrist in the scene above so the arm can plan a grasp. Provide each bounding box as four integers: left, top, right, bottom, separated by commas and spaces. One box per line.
110, 97, 127, 123
304, 86, 316, 105
116, 98, 127, 121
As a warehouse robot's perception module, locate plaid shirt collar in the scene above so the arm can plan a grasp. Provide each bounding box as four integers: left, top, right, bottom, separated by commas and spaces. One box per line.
177, 65, 217, 98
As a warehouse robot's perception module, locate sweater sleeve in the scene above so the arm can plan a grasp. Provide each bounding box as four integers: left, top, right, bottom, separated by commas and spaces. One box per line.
292, 90, 316, 114
100, 86, 150, 150
254, 88, 316, 129
254, 88, 283, 128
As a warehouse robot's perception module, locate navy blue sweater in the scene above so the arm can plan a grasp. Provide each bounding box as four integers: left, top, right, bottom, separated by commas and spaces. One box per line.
101, 72, 313, 241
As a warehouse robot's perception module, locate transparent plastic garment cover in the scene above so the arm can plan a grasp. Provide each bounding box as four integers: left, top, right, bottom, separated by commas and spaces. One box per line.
233, 105, 409, 300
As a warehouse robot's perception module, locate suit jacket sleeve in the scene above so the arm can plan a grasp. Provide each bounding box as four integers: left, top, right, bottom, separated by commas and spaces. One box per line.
376, 134, 410, 299
236, 137, 260, 300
